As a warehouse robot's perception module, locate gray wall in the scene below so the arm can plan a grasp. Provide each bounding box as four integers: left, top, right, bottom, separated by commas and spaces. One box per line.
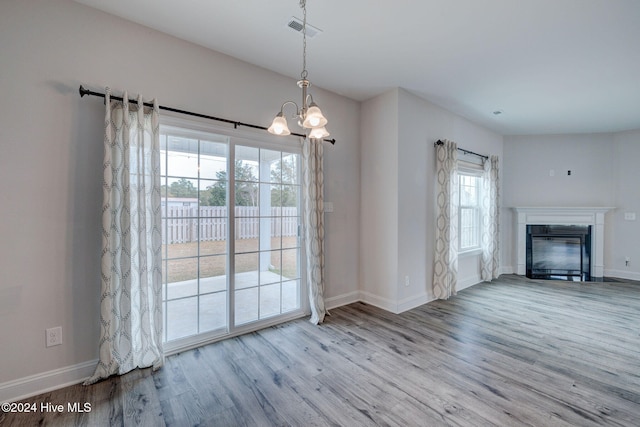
359, 90, 399, 306
611, 130, 640, 278
0, 0, 360, 399
359, 88, 504, 312
502, 132, 640, 279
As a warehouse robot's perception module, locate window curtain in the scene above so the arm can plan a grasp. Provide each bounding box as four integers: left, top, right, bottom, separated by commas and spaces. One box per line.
433, 140, 459, 299
481, 155, 500, 281
301, 137, 327, 324
86, 88, 163, 385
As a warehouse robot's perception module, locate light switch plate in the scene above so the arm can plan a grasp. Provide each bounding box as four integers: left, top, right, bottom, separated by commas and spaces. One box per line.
324, 202, 334, 213
624, 212, 636, 221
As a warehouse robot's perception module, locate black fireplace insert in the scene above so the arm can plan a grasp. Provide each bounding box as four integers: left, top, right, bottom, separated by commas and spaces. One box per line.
526, 224, 591, 281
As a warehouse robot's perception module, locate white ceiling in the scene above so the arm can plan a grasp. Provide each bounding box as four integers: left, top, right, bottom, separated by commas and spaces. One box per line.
76, 0, 640, 135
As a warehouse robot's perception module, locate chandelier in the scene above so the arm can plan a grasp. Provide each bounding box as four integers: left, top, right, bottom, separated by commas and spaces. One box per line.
267, 0, 329, 139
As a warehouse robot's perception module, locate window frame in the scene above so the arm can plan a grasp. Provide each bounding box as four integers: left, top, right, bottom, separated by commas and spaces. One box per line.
159, 114, 308, 355
457, 162, 483, 255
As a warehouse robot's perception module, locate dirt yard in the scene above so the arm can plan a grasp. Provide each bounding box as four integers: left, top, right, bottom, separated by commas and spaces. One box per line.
162, 237, 299, 283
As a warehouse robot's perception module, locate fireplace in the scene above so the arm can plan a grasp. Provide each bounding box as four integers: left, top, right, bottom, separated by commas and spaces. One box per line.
513, 207, 613, 281
526, 225, 591, 281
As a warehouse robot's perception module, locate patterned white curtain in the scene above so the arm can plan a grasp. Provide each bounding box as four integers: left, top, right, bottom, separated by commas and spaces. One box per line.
302, 137, 327, 324
433, 140, 459, 299
481, 155, 500, 281
86, 88, 163, 384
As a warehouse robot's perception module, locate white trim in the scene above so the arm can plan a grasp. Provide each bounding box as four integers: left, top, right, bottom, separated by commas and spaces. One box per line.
358, 290, 433, 314
458, 159, 484, 171
501, 265, 515, 275
396, 292, 432, 313
459, 248, 482, 258
159, 117, 307, 354
325, 291, 360, 310
164, 310, 309, 356
0, 359, 98, 403
458, 172, 482, 251
513, 207, 614, 278
458, 274, 482, 291
160, 113, 301, 153
603, 269, 640, 282
359, 290, 399, 313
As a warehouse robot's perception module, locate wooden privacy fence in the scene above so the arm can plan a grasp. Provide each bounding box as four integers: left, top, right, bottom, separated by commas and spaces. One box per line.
162, 206, 299, 244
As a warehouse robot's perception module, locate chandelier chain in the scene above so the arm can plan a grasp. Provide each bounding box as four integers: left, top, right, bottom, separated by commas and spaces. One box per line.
300, 0, 308, 80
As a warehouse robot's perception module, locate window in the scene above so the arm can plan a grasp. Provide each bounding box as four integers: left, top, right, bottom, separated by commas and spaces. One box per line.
160, 119, 305, 349
458, 171, 481, 252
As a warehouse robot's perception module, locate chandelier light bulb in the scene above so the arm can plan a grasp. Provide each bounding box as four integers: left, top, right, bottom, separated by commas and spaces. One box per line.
267, 113, 291, 136
309, 126, 330, 139
302, 104, 327, 129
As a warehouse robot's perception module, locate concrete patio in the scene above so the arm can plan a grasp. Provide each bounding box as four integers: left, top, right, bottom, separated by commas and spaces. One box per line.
164, 270, 300, 341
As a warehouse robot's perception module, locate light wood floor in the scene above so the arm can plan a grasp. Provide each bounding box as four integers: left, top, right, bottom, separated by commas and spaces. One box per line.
3, 275, 640, 426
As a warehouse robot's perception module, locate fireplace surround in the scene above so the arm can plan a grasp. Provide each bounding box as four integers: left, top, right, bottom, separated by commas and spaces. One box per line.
513, 207, 613, 281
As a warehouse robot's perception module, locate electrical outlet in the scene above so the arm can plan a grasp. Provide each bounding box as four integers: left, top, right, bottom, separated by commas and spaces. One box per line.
405, 276, 410, 287
46, 326, 62, 347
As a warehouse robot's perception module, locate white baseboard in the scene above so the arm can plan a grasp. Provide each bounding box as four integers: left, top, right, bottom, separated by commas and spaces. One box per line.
0, 359, 97, 403
458, 274, 482, 291
359, 290, 399, 313
325, 291, 360, 311
396, 292, 432, 313
0, 290, 360, 404
358, 290, 433, 314
603, 269, 640, 282
500, 266, 514, 275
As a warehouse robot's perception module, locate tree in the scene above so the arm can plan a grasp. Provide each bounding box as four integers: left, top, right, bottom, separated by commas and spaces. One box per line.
234, 160, 259, 206
168, 178, 197, 198
200, 170, 226, 207
271, 154, 298, 207
199, 160, 258, 207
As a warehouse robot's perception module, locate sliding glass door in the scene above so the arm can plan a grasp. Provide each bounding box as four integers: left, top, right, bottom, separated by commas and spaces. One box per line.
232, 146, 302, 326
160, 121, 304, 349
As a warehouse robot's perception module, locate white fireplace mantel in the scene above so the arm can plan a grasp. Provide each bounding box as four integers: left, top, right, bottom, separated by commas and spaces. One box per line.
512, 207, 614, 279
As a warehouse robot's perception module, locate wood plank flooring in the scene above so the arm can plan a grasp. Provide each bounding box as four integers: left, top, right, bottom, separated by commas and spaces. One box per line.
3, 274, 640, 426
